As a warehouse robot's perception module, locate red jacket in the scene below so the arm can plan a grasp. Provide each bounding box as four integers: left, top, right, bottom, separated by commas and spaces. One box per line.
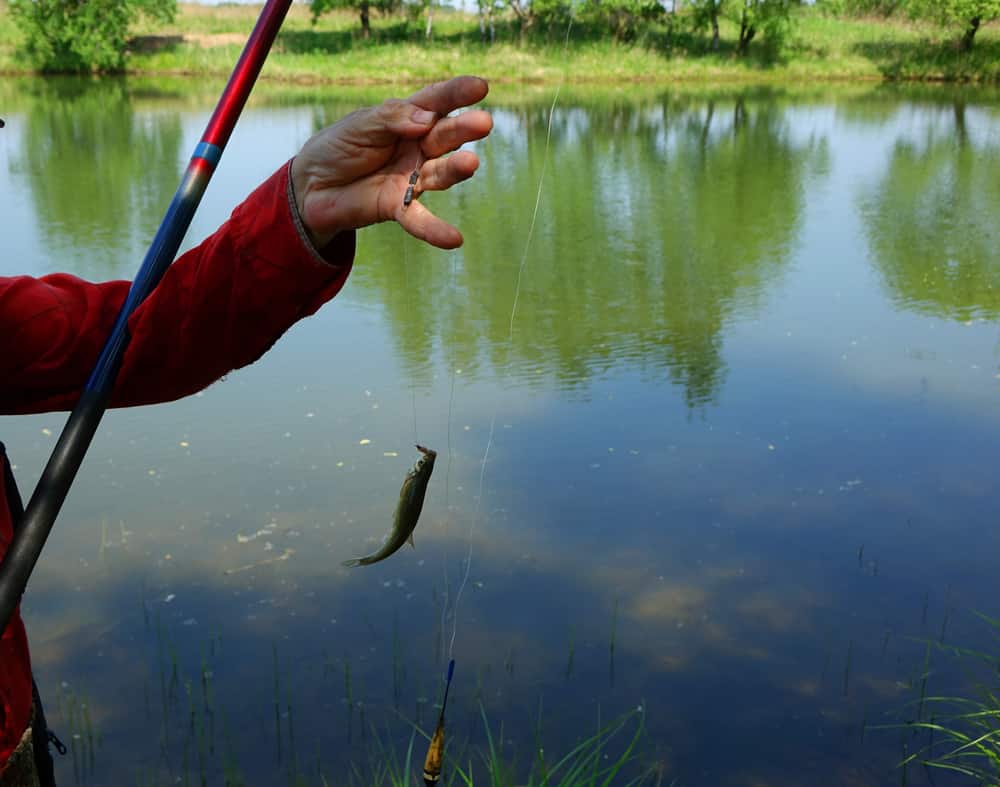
0, 162, 354, 766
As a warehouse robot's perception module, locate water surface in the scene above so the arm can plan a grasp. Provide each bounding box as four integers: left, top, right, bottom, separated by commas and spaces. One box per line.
2, 77, 1000, 786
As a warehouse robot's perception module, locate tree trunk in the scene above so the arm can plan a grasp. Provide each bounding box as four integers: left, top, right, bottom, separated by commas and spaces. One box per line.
710, 10, 719, 50
960, 16, 980, 52
425, 2, 434, 39
737, 7, 755, 55
360, 1, 370, 39
509, 0, 533, 41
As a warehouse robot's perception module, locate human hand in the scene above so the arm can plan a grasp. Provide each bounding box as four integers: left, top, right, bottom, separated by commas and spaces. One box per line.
290, 76, 493, 251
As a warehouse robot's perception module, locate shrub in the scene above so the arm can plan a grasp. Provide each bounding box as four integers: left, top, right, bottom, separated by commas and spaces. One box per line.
9, 0, 176, 73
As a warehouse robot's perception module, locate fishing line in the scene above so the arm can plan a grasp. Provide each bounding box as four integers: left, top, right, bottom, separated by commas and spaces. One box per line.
438, 250, 459, 667
508, 81, 564, 341
447, 412, 495, 660
445, 12, 574, 664
401, 202, 420, 445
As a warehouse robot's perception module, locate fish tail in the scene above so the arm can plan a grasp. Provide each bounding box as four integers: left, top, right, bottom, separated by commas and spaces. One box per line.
341, 558, 364, 568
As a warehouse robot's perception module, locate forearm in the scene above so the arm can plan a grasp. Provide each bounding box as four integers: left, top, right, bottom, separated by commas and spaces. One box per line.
0, 163, 354, 415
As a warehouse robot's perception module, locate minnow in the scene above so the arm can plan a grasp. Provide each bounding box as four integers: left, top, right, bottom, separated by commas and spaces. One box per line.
341, 444, 436, 567
403, 168, 419, 207
423, 659, 454, 786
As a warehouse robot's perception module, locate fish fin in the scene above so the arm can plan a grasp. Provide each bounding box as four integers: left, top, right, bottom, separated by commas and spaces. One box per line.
408, 532, 415, 549
341, 558, 363, 568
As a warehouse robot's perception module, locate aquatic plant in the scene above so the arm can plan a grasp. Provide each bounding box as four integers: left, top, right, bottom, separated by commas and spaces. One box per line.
892, 613, 1000, 785
349, 703, 662, 786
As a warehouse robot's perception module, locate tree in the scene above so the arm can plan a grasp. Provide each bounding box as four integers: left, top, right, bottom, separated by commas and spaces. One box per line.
508, 0, 536, 39
816, 0, 903, 15
9, 0, 175, 73
311, 0, 402, 39
578, 0, 664, 41
689, 0, 724, 50
907, 0, 1000, 51
734, 0, 795, 56
477, 0, 503, 42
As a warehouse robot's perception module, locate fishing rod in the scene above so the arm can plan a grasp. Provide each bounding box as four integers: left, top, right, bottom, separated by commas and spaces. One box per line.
0, 0, 293, 635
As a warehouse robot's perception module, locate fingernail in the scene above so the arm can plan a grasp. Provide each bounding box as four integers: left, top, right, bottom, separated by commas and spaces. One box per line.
411, 109, 435, 124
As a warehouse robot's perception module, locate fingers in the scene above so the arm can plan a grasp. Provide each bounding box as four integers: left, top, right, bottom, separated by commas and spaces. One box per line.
419, 109, 493, 159
416, 150, 480, 194
397, 199, 464, 250
391, 148, 479, 250
405, 76, 490, 117
352, 77, 489, 146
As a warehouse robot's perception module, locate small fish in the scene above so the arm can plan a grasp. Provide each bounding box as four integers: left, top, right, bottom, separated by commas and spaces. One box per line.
423, 659, 454, 786
403, 168, 419, 207
341, 444, 436, 567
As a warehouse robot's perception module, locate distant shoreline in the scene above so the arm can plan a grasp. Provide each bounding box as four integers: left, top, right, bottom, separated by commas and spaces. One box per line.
1, 3, 998, 84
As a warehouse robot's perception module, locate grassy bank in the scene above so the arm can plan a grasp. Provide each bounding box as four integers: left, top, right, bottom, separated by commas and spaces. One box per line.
1, 2, 998, 84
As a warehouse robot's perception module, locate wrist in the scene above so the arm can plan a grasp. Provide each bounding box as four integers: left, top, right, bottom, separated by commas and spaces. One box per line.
286, 159, 340, 258
288, 157, 338, 251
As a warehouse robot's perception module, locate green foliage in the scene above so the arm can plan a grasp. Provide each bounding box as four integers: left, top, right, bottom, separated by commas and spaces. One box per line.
8, 0, 175, 73
311, 0, 403, 37
907, 0, 1000, 26
731, 0, 796, 55
531, 0, 573, 30
577, 0, 665, 42
686, 0, 796, 54
815, 0, 904, 16
907, 0, 1000, 49
689, 0, 725, 43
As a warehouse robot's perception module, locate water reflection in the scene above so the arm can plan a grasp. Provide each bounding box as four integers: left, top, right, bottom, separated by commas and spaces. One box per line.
3, 80, 1000, 787
350, 92, 826, 408
9, 78, 183, 278
861, 99, 1000, 322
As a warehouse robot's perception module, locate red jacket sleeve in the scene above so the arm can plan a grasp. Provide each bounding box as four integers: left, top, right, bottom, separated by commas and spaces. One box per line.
0, 161, 354, 415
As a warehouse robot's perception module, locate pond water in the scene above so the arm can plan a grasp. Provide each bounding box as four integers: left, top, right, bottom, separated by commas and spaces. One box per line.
1, 76, 1000, 786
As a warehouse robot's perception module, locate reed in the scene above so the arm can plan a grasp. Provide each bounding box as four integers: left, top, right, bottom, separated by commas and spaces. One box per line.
876, 612, 1000, 785
464, 703, 658, 786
